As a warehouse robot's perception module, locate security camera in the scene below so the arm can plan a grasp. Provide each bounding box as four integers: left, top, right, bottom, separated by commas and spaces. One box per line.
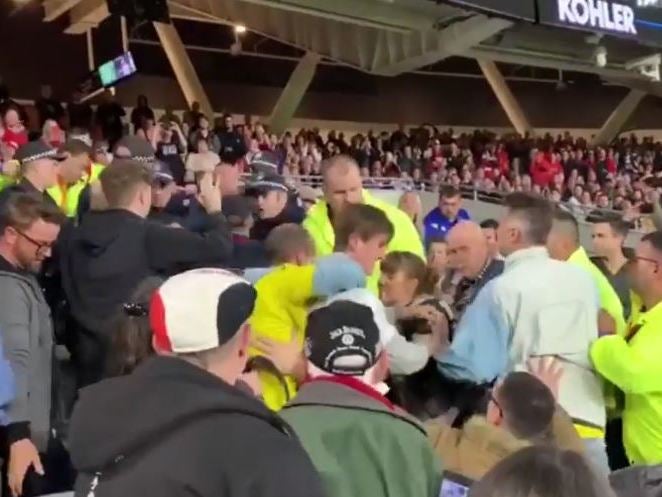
594, 46, 608, 68
625, 54, 661, 81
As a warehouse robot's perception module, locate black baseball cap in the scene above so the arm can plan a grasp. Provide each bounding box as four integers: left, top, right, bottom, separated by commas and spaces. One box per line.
222, 195, 253, 224
305, 300, 382, 376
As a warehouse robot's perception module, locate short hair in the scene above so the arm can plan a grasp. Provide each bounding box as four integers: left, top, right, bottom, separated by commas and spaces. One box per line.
100, 159, 153, 208
334, 204, 394, 251
265, 223, 314, 264
552, 208, 580, 246
0, 193, 65, 233
498, 372, 556, 441
60, 139, 92, 157
427, 234, 447, 247
503, 193, 553, 245
480, 219, 499, 230
591, 214, 630, 239
642, 230, 662, 253
470, 446, 613, 497
439, 185, 461, 199
381, 251, 437, 295
321, 155, 359, 181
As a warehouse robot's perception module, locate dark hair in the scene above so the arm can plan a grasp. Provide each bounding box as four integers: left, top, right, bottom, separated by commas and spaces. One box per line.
0, 193, 65, 233
439, 185, 461, 199
334, 203, 394, 251
427, 234, 447, 247
381, 251, 437, 296
503, 193, 553, 245
642, 230, 662, 253
498, 372, 556, 442
265, 223, 315, 264
469, 446, 614, 497
480, 219, 499, 230
590, 214, 630, 239
60, 139, 92, 157
107, 276, 164, 377
552, 208, 580, 246
100, 159, 152, 208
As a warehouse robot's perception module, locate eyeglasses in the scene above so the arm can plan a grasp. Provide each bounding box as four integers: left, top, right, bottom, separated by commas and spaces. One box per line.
14, 229, 54, 257
633, 256, 660, 270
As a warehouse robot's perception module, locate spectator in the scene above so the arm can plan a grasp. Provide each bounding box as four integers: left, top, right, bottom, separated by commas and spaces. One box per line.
590, 216, 632, 320
216, 114, 247, 160
590, 231, 662, 466
446, 221, 504, 322
547, 209, 626, 336
185, 135, 220, 183
297, 185, 321, 212
427, 372, 581, 483
215, 155, 242, 197
437, 193, 607, 473
469, 446, 616, 497
130, 95, 155, 134
41, 119, 65, 148
0, 194, 71, 497
398, 190, 422, 225
35, 85, 64, 128
247, 174, 305, 241
280, 298, 442, 497
427, 235, 449, 290
157, 106, 181, 128
480, 218, 502, 260
423, 185, 470, 246
189, 115, 220, 154
154, 121, 187, 186
106, 276, 163, 377
69, 268, 326, 497
2, 108, 28, 150
223, 195, 268, 269
182, 101, 203, 130
95, 92, 125, 147
304, 155, 424, 293
0, 141, 63, 211
59, 162, 233, 387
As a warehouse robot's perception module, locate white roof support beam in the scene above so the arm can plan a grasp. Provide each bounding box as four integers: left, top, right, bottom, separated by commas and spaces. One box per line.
592, 90, 646, 146
43, 0, 83, 21
478, 59, 533, 136
370, 15, 512, 76
64, 0, 109, 34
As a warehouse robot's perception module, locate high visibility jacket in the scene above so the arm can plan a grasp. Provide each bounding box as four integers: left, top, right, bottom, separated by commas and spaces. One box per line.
48, 163, 104, 217
303, 190, 425, 294
591, 300, 662, 464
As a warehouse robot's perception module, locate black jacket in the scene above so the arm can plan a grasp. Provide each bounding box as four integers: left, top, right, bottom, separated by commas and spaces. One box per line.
59, 209, 233, 336
70, 356, 325, 497
250, 201, 305, 242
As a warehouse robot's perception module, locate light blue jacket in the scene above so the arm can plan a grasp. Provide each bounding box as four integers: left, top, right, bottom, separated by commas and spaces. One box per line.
0, 334, 15, 425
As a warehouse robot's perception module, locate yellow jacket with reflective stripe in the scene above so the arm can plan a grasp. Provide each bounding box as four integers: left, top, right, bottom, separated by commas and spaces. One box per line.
303, 190, 425, 294
47, 163, 104, 217
591, 300, 662, 464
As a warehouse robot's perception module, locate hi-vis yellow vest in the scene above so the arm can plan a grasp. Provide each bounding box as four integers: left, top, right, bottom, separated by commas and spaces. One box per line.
48, 163, 104, 217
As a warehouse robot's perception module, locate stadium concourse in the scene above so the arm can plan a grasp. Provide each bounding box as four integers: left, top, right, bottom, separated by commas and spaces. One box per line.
2, 0, 662, 495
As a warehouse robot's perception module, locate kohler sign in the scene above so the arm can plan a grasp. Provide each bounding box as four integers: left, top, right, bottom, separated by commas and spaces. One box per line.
558, 0, 638, 34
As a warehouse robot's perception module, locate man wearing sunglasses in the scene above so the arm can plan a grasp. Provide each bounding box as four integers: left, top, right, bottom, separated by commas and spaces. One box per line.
0, 193, 70, 497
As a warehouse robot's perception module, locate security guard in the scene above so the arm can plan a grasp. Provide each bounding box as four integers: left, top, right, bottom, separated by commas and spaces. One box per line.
47, 140, 104, 218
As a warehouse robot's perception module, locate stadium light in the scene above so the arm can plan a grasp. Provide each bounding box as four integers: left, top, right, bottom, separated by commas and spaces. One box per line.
234, 24, 247, 35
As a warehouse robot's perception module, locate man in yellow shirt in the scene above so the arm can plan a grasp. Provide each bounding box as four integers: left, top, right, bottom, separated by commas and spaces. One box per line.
591, 231, 662, 465
304, 155, 424, 294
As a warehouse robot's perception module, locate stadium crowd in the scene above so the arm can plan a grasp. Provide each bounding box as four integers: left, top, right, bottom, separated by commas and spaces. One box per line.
0, 89, 659, 497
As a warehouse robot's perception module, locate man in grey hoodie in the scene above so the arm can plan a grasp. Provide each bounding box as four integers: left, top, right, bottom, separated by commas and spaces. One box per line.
0, 193, 70, 497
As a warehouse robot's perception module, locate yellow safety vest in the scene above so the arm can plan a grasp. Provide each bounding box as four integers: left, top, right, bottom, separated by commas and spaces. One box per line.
48, 163, 105, 217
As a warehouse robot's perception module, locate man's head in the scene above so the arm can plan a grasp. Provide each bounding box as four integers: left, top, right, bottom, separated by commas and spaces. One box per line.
215, 156, 240, 196
0, 193, 65, 272
480, 219, 500, 259
334, 203, 394, 275
498, 193, 553, 257
591, 216, 629, 258
546, 209, 580, 261
150, 161, 176, 209
265, 223, 315, 265
222, 195, 254, 233
630, 231, 662, 299
224, 113, 233, 131
438, 185, 462, 220
247, 174, 290, 220
100, 159, 153, 218
322, 155, 364, 215
427, 236, 448, 275
487, 372, 556, 443
447, 221, 490, 279
58, 139, 92, 184
15, 141, 63, 190
305, 299, 388, 386
150, 269, 257, 384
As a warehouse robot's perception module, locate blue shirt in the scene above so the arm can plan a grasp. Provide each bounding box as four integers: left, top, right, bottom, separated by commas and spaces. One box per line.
423, 207, 470, 246
0, 335, 15, 425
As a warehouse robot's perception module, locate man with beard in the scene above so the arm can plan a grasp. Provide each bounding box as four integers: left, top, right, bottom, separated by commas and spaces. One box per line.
0, 194, 72, 497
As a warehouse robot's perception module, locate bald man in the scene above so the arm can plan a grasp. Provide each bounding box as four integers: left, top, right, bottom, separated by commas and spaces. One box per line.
447, 221, 504, 321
